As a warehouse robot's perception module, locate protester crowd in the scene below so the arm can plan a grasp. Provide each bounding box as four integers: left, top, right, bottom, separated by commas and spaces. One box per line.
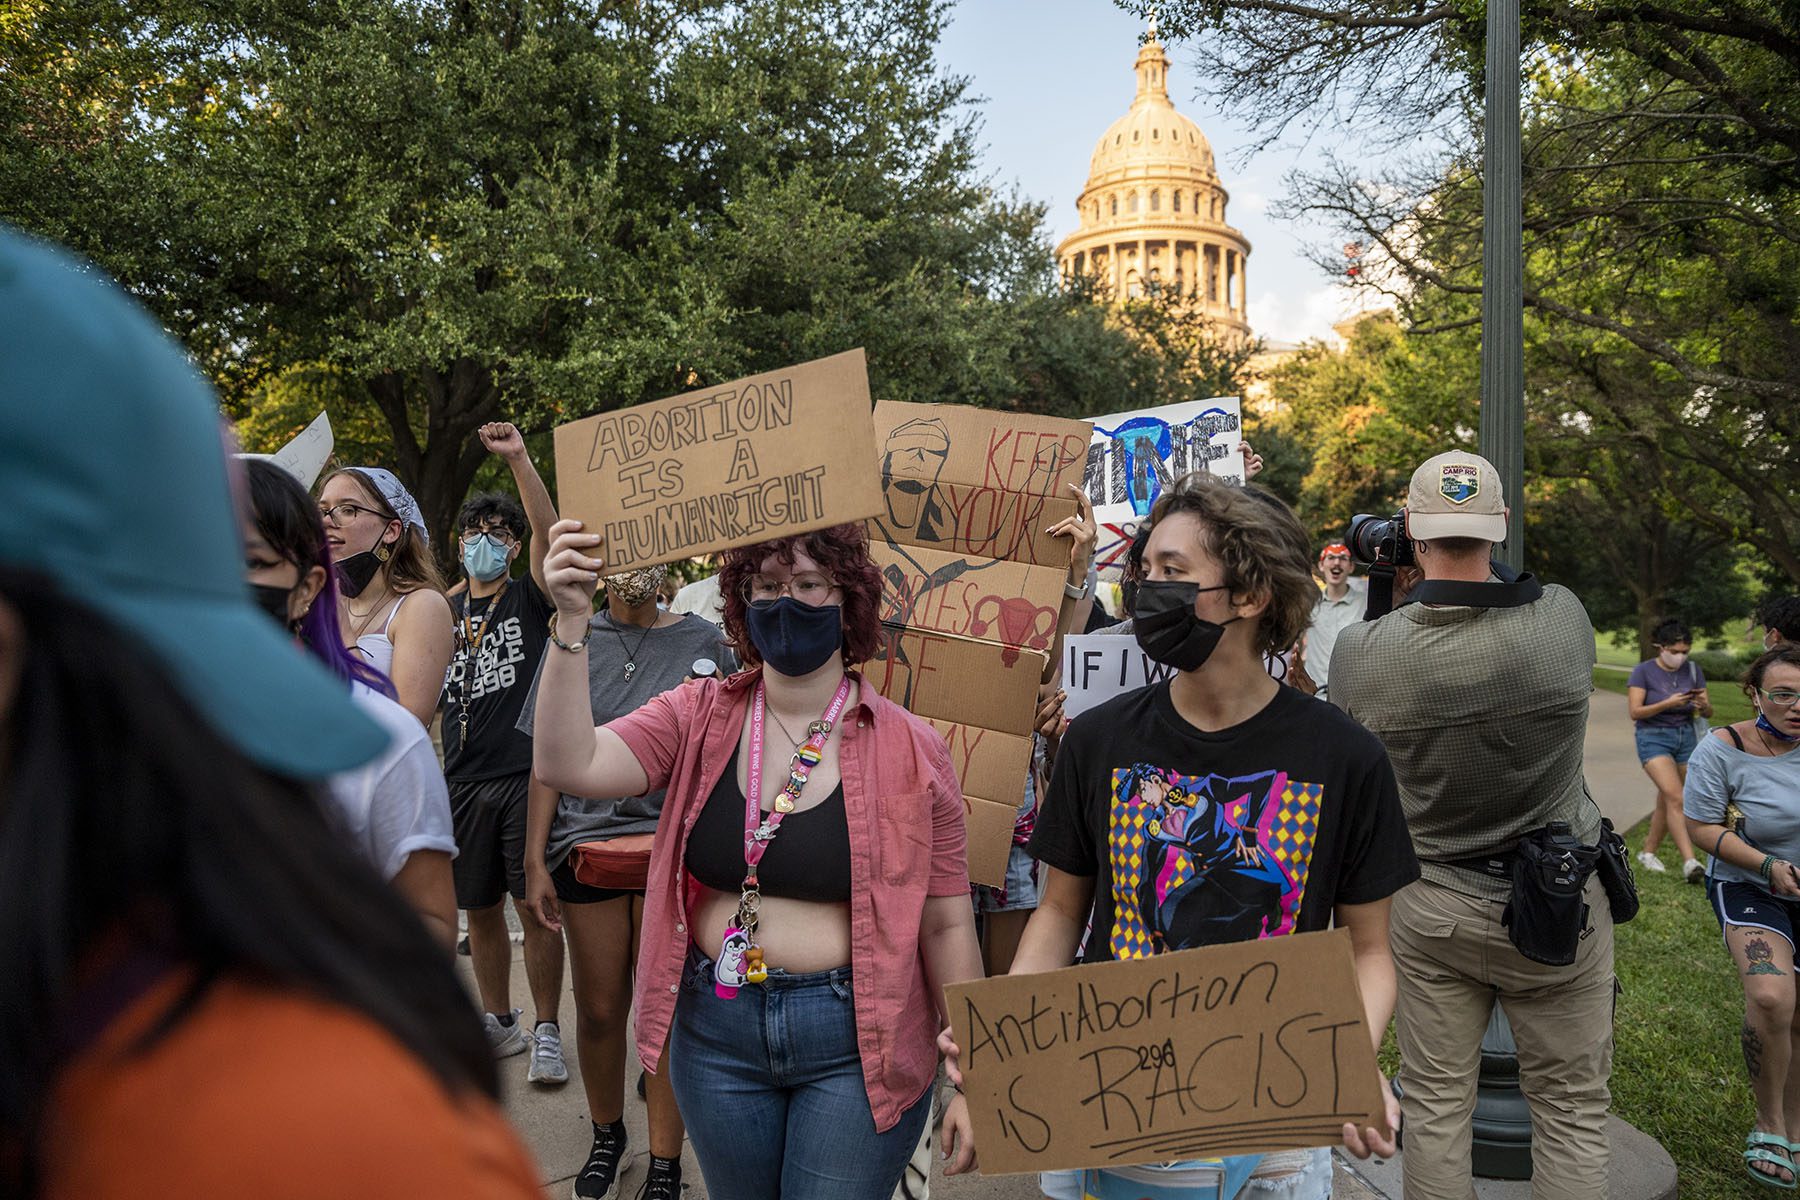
7, 226, 1800, 1200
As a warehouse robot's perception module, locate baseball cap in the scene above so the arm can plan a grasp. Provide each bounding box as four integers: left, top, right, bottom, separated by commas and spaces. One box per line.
0, 227, 386, 778
1406, 451, 1507, 542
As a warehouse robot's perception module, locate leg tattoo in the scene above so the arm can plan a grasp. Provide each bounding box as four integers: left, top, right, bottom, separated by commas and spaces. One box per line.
1745, 937, 1786, 976
1744, 1019, 1766, 1080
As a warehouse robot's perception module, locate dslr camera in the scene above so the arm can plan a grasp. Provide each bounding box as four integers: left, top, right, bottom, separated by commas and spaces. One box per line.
1347, 511, 1414, 569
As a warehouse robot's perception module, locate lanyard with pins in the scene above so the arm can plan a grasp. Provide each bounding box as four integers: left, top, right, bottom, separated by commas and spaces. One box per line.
712, 675, 853, 999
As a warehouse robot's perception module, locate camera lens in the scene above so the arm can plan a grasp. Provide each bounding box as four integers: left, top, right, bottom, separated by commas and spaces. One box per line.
1347, 514, 1395, 566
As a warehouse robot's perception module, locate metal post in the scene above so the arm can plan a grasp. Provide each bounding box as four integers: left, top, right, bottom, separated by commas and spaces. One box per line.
1473, 0, 1532, 1177
1480, 0, 1524, 571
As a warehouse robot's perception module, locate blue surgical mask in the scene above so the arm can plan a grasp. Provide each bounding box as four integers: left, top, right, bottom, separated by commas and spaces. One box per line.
462, 536, 510, 582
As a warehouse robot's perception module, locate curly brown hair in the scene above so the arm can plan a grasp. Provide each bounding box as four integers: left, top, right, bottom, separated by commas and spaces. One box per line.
1148, 473, 1317, 656
718, 523, 885, 668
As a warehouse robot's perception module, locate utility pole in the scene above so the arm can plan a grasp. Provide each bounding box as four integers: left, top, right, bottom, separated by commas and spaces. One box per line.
1480, 0, 1525, 571
1474, 0, 1533, 1179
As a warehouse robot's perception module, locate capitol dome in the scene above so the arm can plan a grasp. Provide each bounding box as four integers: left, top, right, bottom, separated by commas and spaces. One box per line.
1057, 33, 1251, 339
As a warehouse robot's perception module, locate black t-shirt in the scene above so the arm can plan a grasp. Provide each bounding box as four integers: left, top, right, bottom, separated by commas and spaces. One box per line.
442, 573, 554, 781
1030, 681, 1419, 963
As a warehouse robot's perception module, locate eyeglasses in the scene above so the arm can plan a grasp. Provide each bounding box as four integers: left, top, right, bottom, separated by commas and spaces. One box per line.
460, 530, 517, 549
743, 572, 839, 607
319, 501, 388, 526
1756, 687, 1800, 708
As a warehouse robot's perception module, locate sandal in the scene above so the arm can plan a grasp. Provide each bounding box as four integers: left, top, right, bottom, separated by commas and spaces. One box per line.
1746, 1130, 1797, 1189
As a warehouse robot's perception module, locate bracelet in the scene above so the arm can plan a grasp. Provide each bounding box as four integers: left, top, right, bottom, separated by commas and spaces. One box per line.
1761, 854, 1777, 882
547, 611, 591, 653
1064, 577, 1088, 601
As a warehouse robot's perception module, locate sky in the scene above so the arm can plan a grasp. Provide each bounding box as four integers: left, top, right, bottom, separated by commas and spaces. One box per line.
936, 0, 1364, 346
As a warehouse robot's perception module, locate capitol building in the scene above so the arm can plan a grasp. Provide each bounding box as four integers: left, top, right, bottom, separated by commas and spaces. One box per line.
1056, 30, 1252, 343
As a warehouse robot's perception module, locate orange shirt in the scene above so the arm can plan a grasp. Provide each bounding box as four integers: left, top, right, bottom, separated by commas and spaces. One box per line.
43, 973, 541, 1199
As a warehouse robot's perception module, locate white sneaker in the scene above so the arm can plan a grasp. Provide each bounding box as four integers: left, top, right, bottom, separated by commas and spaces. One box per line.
1684, 857, 1705, 883
483, 1008, 529, 1059
1636, 851, 1666, 873
528, 1021, 569, 1085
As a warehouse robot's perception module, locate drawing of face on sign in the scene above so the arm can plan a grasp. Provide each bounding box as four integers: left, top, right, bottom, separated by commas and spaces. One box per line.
969, 594, 1057, 666
1097, 417, 1175, 519
880, 418, 951, 539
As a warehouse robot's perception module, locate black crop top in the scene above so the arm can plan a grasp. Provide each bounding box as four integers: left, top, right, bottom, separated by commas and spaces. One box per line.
684, 748, 853, 903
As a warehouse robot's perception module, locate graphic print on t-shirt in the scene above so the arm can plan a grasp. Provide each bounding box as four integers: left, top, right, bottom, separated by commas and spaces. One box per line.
1106, 763, 1323, 959
449, 615, 527, 702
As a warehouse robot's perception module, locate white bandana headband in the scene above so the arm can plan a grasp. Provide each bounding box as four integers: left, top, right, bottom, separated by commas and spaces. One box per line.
347, 466, 430, 545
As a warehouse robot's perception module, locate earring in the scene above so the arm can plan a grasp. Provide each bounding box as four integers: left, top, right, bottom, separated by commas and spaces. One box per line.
374, 543, 393, 563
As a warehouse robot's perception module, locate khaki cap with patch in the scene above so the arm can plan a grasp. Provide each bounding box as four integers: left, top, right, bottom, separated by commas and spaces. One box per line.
1407, 451, 1507, 541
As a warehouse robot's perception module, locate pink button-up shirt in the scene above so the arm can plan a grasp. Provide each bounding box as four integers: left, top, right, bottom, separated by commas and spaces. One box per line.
608, 669, 969, 1132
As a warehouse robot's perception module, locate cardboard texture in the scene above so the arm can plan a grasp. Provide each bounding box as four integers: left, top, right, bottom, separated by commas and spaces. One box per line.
872, 401, 1092, 568
870, 541, 1068, 664
963, 795, 1020, 888
552, 350, 883, 572
924, 720, 1033, 807
866, 623, 1045, 737
945, 929, 1385, 1175
1084, 397, 1246, 533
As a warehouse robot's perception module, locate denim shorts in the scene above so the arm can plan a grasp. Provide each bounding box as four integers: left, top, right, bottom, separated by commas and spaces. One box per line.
1038, 1148, 1333, 1200
1634, 721, 1698, 765
973, 841, 1040, 913
668, 948, 932, 1200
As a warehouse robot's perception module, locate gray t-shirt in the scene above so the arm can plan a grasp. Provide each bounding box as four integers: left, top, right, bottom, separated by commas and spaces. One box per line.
1684, 732, 1800, 887
517, 611, 736, 870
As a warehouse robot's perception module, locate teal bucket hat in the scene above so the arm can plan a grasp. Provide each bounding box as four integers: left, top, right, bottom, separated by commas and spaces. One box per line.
0, 227, 385, 778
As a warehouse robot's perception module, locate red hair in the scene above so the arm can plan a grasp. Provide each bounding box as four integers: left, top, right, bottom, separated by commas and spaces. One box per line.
719, 524, 884, 668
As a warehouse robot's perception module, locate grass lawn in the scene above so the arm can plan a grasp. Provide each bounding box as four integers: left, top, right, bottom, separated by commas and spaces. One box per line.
1614, 820, 1762, 1199
1592, 667, 1756, 726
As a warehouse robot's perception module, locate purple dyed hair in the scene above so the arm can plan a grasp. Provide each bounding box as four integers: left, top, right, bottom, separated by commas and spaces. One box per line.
244, 459, 396, 698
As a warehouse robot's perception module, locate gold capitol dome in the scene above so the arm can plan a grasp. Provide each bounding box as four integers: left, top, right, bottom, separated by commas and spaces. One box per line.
1056, 22, 1252, 341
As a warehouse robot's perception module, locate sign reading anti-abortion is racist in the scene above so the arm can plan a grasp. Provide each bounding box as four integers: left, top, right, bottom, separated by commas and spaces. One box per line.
553, 351, 883, 572
945, 929, 1385, 1176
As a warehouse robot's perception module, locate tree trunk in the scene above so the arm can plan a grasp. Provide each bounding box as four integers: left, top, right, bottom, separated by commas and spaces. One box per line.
363, 360, 502, 576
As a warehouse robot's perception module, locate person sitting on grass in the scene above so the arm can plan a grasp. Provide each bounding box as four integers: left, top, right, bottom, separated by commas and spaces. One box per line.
1683, 646, 1800, 1188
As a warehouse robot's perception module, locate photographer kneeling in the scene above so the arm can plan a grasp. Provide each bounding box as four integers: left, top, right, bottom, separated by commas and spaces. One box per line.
1331, 452, 1616, 1200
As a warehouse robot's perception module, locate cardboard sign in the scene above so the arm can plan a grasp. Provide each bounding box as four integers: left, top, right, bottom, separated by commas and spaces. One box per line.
924, 720, 1033, 806
552, 350, 883, 571
946, 929, 1383, 1175
1084, 397, 1245, 530
1062, 635, 1300, 718
866, 623, 1045, 737
964, 794, 1022, 889
871, 541, 1067, 663
872, 401, 1091, 568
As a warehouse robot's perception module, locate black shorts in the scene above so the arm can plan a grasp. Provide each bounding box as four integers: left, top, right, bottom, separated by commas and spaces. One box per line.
449, 773, 531, 908
551, 856, 644, 906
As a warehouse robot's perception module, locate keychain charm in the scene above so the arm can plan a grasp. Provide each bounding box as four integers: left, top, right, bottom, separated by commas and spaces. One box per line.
714, 926, 750, 998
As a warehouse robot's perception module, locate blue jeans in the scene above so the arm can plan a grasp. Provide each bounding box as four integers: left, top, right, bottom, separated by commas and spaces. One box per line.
669, 949, 933, 1200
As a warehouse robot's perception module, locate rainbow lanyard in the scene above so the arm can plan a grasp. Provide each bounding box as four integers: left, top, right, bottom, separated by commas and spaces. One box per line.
713, 675, 853, 999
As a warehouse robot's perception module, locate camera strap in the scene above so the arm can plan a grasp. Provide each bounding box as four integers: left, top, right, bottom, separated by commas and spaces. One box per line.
1405, 573, 1543, 610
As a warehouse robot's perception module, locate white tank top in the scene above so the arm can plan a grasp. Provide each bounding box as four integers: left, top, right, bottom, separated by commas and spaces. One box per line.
353, 593, 408, 679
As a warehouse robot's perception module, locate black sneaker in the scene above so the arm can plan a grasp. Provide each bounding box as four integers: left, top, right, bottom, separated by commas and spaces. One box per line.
573, 1120, 628, 1200
636, 1156, 681, 1200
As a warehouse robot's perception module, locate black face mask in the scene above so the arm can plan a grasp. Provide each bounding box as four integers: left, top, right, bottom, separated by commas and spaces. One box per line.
745, 598, 843, 677
1133, 580, 1239, 672
251, 583, 296, 628
335, 549, 383, 598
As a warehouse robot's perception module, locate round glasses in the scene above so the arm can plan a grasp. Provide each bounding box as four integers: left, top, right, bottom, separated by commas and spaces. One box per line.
742, 572, 839, 607
460, 529, 517, 549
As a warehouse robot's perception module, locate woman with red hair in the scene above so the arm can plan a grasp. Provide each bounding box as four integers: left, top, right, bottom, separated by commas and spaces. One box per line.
532, 519, 982, 1200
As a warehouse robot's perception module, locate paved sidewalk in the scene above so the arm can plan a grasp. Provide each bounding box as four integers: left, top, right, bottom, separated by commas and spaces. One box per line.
473, 691, 1660, 1199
